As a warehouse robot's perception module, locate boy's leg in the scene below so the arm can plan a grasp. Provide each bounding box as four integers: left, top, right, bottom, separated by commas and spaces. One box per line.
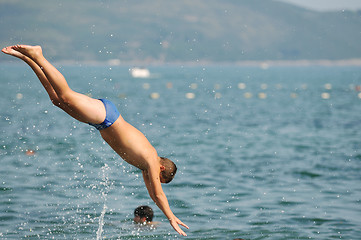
2, 46, 71, 112
3, 45, 106, 124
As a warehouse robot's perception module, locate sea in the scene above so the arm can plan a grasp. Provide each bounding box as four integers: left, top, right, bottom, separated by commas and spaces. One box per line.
0, 63, 360, 240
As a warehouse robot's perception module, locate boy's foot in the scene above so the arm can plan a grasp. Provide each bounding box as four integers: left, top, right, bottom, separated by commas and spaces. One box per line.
1, 46, 27, 59
13, 45, 43, 61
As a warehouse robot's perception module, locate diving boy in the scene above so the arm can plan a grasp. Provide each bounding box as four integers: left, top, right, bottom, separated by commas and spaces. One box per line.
2, 45, 188, 236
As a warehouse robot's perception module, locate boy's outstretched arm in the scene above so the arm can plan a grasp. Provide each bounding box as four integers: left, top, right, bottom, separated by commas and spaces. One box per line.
142, 169, 189, 236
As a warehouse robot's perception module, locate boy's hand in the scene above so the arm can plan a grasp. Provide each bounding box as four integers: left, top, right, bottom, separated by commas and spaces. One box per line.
169, 217, 189, 236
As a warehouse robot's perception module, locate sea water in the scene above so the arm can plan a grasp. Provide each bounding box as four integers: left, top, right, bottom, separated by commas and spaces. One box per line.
0, 64, 360, 239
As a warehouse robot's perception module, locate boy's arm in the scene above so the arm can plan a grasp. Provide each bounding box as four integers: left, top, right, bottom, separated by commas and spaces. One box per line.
142, 169, 189, 236
142, 170, 156, 202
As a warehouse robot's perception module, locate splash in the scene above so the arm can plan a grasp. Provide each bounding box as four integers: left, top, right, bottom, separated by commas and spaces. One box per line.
96, 204, 107, 240
96, 164, 111, 240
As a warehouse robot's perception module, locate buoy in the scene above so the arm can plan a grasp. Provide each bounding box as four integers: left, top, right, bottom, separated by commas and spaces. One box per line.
244, 92, 253, 98
258, 92, 267, 99
214, 93, 222, 99
190, 83, 198, 89
16, 93, 23, 100
143, 83, 150, 89
290, 93, 298, 98
150, 92, 160, 99
238, 83, 246, 90
321, 92, 330, 99
166, 82, 173, 89
26, 149, 36, 156
324, 83, 332, 90
118, 94, 127, 99
185, 93, 195, 99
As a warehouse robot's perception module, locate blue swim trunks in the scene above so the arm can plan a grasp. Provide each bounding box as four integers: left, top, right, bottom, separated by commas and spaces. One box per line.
89, 98, 120, 130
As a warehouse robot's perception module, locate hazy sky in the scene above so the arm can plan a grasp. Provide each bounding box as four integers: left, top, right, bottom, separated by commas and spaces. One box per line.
277, 0, 361, 11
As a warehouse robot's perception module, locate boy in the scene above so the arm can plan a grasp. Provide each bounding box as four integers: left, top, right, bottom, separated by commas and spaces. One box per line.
2, 45, 188, 236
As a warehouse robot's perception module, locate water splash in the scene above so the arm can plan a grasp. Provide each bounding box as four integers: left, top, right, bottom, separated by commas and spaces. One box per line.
96, 164, 111, 240
96, 204, 107, 240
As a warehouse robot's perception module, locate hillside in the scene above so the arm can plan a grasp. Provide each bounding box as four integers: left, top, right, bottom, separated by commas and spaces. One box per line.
0, 0, 360, 63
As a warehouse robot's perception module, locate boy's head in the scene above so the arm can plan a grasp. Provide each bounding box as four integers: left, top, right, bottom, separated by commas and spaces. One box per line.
159, 157, 177, 184
134, 205, 154, 223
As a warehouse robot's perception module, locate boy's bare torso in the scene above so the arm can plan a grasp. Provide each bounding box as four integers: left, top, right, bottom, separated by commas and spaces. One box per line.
99, 114, 158, 171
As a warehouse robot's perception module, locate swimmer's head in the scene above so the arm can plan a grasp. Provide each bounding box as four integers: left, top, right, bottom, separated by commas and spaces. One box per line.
134, 205, 154, 223
159, 157, 177, 184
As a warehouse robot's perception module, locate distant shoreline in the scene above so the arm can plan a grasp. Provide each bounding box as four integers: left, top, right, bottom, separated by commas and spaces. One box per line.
1, 58, 361, 67
236, 59, 361, 67
57, 58, 361, 67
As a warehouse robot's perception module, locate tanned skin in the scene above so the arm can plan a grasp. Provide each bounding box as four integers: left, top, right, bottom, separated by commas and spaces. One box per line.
2, 45, 188, 236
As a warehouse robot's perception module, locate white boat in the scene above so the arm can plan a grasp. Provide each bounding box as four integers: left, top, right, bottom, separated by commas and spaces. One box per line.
130, 67, 150, 78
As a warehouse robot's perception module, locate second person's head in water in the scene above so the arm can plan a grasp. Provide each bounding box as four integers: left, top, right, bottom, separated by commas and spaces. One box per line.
134, 205, 154, 224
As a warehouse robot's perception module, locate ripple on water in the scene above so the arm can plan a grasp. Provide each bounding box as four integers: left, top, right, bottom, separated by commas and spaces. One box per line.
293, 170, 322, 179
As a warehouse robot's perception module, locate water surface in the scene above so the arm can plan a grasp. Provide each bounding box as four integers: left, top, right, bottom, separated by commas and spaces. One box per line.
0, 64, 360, 239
